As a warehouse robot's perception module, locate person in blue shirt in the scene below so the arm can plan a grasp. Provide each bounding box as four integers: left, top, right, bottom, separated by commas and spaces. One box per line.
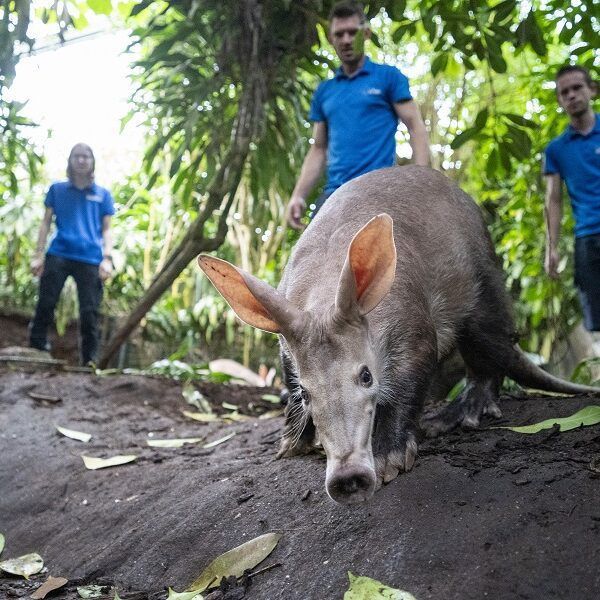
29, 143, 115, 365
286, 1, 430, 229
544, 65, 600, 333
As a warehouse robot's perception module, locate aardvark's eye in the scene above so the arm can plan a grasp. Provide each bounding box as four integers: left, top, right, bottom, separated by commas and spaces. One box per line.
359, 366, 373, 387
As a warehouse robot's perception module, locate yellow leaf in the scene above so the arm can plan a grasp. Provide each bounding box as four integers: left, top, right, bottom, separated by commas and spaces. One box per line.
183, 411, 220, 423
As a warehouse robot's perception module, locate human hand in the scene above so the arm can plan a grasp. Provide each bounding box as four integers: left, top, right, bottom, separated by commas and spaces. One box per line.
30, 256, 45, 277
544, 246, 560, 279
99, 257, 113, 281
286, 197, 306, 230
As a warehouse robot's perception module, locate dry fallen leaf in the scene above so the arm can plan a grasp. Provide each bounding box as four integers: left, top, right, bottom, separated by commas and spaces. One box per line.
166, 589, 204, 600
188, 532, 281, 593
146, 438, 203, 448
0, 533, 4, 556
0, 552, 44, 579
56, 425, 92, 443
258, 409, 284, 420
183, 410, 220, 423
81, 455, 137, 470
203, 433, 236, 449
31, 576, 68, 599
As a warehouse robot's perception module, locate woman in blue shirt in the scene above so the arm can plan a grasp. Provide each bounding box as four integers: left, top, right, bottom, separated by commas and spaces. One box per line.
29, 143, 115, 365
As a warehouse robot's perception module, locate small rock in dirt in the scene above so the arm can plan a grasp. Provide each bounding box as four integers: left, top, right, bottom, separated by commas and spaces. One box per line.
237, 493, 254, 504
514, 477, 531, 486
454, 500, 467, 506
301, 490, 311, 501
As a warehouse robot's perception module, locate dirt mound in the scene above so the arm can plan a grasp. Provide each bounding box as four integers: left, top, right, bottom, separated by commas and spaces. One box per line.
1, 366, 599, 599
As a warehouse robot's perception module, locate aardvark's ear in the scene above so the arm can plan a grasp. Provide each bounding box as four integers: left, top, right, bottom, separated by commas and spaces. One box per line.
197, 255, 302, 334
335, 213, 397, 317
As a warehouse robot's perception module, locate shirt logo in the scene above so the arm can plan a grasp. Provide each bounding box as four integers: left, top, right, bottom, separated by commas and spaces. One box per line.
366, 88, 382, 96
86, 193, 102, 203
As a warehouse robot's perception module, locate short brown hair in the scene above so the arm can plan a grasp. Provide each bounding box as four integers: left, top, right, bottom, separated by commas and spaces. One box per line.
555, 65, 594, 88
328, 1, 366, 24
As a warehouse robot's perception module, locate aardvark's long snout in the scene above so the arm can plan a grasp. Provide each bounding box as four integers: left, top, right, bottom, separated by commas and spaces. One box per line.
325, 461, 377, 504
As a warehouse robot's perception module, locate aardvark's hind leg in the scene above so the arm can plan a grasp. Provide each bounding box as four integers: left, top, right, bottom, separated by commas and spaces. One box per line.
421, 371, 502, 438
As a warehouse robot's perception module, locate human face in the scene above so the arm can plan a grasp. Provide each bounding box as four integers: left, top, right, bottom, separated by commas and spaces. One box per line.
556, 71, 597, 118
69, 145, 94, 176
329, 15, 370, 68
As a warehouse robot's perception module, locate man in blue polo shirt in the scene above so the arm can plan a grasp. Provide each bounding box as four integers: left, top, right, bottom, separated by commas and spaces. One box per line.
286, 1, 430, 228
29, 143, 115, 365
544, 65, 600, 334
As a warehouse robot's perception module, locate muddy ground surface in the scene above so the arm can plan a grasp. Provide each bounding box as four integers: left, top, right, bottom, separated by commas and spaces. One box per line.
1, 355, 599, 599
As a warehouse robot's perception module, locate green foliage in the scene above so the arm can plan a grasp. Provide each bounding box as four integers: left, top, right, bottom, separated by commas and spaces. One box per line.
1, 0, 598, 368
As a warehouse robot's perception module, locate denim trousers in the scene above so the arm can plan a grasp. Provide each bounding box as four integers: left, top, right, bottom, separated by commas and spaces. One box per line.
29, 254, 103, 364
574, 233, 600, 332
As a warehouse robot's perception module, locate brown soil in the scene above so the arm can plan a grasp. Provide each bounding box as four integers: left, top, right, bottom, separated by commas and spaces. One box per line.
1, 361, 599, 599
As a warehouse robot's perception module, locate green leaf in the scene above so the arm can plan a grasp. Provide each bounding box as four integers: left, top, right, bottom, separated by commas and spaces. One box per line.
450, 127, 478, 150
87, 0, 112, 16
430, 53, 448, 77
498, 405, 600, 434
388, 0, 407, 21
77, 585, 107, 598
474, 107, 489, 130
503, 113, 537, 129
261, 394, 281, 404
344, 572, 417, 599
188, 533, 281, 592
0, 553, 44, 579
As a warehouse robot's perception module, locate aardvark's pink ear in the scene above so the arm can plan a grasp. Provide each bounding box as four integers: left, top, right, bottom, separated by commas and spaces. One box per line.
197, 255, 301, 334
335, 213, 397, 316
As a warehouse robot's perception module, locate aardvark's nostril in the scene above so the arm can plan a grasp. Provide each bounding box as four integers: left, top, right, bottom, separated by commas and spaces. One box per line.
327, 468, 375, 503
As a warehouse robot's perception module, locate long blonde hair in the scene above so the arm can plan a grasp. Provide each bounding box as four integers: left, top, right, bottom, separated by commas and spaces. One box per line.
66, 143, 95, 186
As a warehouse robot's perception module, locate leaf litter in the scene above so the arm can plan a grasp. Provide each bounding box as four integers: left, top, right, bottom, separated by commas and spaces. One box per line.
185, 532, 281, 593
81, 455, 137, 470
55, 425, 92, 443
31, 576, 68, 599
497, 405, 600, 434
344, 572, 418, 599
0, 552, 44, 579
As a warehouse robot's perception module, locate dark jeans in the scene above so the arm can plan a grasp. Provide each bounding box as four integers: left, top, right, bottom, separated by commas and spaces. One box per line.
574, 233, 600, 332
29, 254, 103, 364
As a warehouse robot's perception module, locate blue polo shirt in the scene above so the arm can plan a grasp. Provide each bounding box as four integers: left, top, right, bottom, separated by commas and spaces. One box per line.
544, 113, 600, 238
309, 57, 412, 195
45, 181, 115, 265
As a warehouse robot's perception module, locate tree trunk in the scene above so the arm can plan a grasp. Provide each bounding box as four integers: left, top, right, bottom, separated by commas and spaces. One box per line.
99, 0, 267, 368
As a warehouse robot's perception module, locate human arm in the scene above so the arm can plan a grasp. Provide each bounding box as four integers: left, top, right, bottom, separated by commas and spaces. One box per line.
30, 207, 54, 276
544, 173, 562, 279
286, 121, 328, 230
99, 215, 113, 281
394, 100, 430, 167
